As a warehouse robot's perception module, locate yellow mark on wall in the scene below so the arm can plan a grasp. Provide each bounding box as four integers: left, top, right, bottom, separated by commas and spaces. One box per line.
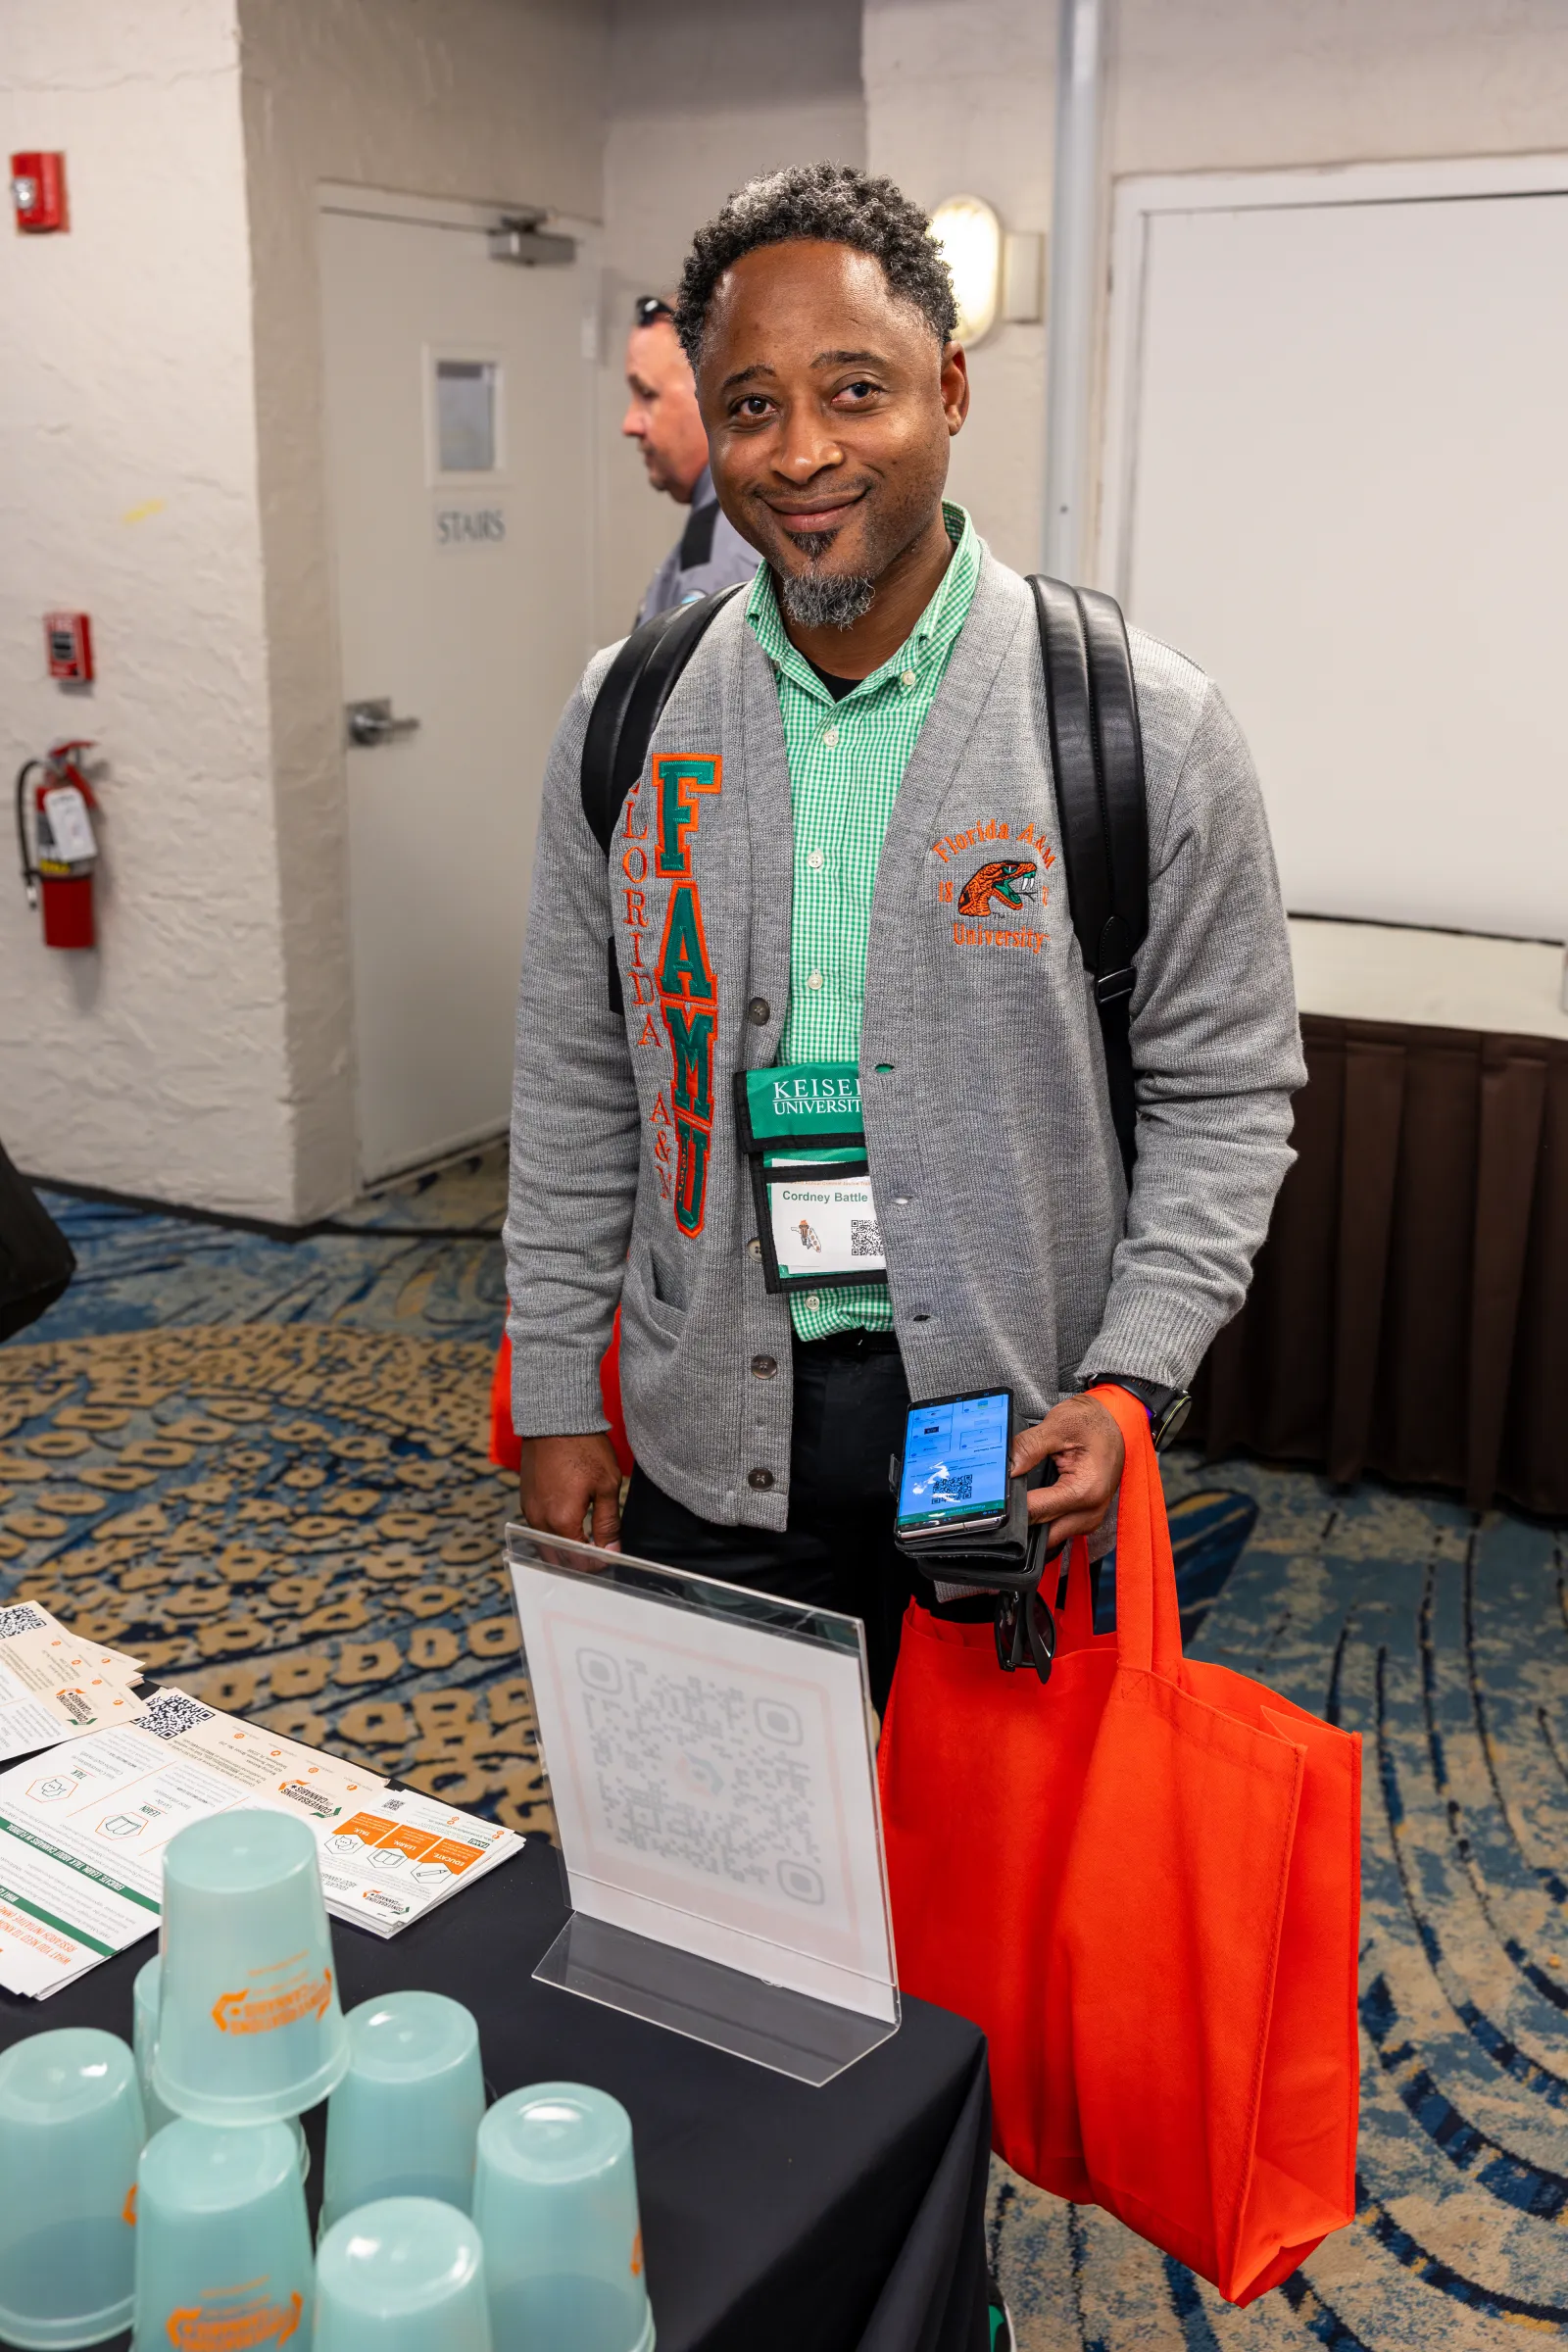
119, 499, 166, 526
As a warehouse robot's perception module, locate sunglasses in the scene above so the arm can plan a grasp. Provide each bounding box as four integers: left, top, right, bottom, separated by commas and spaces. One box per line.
633, 295, 675, 326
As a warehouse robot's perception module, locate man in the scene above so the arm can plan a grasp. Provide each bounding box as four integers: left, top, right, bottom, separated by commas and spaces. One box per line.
622, 292, 758, 622
508, 165, 1304, 1709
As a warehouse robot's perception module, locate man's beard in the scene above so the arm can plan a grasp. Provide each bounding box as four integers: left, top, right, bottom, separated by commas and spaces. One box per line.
777, 539, 876, 631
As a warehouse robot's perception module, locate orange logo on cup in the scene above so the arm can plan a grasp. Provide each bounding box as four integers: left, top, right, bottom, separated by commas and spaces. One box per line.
211, 1967, 332, 2035
122, 2183, 137, 2227
166, 2288, 303, 2347
631, 2228, 643, 2278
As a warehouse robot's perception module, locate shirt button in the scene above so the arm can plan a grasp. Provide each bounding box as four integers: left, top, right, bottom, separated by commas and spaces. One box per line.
901, 669, 916, 689
807, 848, 824, 871
751, 1354, 778, 1378
747, 1467, 775, 1491
807, 970, 823, 990
822, 726, 839, 749
805, 1293, 820, 1311
747, 997, 771, 1025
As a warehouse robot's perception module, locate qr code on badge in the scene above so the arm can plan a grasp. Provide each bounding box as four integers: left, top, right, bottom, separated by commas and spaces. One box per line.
0, 1606, 46, 1640
139, 1690, 216, 1741
934, 1473, 974, 1502
850, 1218, 883, 1257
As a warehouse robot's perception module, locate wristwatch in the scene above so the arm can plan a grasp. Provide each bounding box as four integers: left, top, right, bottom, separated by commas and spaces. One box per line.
1085, 1375, 1193, 1452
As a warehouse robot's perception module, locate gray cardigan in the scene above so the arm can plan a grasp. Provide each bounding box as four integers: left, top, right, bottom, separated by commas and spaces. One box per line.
505, 546, 1304, 1531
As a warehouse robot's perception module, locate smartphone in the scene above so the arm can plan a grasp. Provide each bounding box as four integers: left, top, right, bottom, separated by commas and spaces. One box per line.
897, 1388, 1012, 1541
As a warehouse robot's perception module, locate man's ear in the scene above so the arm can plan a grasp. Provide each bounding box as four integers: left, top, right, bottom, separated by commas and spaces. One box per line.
941, 343, 970, 436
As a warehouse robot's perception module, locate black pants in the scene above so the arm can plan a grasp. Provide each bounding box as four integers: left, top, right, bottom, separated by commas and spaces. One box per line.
619, 1332, 920, 1712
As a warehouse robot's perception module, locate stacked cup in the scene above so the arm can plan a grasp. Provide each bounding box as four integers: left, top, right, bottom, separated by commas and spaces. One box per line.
0, 1802, 658, 2348
134, 1809, 348, 2346
475, 2083, 654, 2352
0, 2027, 145, 2347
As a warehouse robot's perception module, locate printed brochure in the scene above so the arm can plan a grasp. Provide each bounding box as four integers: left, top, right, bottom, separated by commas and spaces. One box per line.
0, 1688, 520, 1996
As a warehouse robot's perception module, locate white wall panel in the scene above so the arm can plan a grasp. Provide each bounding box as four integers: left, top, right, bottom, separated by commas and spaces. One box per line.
1113, 179, 1568, 940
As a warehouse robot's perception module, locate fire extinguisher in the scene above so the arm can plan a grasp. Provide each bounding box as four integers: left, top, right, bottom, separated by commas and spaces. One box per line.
15, 741, 101, 950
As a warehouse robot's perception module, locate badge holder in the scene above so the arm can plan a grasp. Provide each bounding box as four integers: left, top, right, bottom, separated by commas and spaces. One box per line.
734, 1067, 888, 1297
507, 1526, 901, 2086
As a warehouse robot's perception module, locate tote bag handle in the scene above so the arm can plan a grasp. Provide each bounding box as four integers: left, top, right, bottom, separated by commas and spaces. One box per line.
1084, 1385, 1185, 1681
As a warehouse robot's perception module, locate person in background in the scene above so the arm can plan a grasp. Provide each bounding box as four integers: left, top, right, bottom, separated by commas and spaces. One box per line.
622, 293, 759, 621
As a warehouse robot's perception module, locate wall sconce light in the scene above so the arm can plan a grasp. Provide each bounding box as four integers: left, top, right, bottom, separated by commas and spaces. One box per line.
930, 194, 1003, 344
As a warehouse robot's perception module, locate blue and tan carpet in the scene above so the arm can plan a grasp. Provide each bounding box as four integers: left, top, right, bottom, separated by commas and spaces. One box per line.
0, 1154, 545, 1832
2, 1155, 1564, 2344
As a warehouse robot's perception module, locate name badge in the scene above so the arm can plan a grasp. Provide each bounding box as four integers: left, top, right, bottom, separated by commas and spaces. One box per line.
734, 1063, 888, 1296
762, 1161, 886, 1291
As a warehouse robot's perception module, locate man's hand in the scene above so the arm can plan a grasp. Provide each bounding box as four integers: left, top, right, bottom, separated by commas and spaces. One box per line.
1009, 1393, 1125, 1545
519, 1434, 623, 1549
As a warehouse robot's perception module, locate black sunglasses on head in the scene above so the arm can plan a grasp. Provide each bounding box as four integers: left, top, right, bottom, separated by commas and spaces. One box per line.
633, 295, 675, 326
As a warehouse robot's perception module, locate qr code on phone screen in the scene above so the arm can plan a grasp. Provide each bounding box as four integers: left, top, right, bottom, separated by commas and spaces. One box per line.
850, 1219, 882, 1256
934, 1473, 974, 1502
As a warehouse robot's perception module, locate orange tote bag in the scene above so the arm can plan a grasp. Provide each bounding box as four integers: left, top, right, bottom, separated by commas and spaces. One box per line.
878, 1387, 1360, 2305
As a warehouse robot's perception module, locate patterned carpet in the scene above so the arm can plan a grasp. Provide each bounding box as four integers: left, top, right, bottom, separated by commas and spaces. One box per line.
0, 1152, 549, 1834
3, 1154, 1565, 2342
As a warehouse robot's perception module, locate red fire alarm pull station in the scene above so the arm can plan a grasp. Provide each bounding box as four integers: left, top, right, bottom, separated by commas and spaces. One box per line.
44, 612, 93, 683
11, 153, 68, 234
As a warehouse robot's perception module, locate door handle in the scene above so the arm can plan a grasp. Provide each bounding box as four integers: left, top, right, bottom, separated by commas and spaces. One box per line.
346, 698, 421, 748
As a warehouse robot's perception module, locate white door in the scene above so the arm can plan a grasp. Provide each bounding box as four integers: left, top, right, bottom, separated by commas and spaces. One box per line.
1101, 163, 1568, 943
319, 198, 595, 1183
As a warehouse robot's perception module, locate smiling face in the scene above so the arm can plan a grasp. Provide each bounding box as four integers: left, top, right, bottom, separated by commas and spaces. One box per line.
696, 240, 968, 595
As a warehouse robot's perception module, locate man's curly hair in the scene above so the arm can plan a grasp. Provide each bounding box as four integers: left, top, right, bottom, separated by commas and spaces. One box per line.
674, 163, 958, 368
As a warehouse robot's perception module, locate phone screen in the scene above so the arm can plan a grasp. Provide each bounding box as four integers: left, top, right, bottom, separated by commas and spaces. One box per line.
897, 1390, 1011, 1536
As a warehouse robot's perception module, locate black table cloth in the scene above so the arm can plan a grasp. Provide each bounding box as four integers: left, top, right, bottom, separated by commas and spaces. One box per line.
0, 1837, 991, 2352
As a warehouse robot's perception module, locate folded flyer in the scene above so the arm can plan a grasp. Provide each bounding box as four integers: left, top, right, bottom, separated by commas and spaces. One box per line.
315, 1783, 519, 1938
0, 1688, 520, 1997
0, 1601, 147, 1763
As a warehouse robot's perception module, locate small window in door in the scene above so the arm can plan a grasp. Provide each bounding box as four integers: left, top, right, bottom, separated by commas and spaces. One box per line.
435, 359, 499, 472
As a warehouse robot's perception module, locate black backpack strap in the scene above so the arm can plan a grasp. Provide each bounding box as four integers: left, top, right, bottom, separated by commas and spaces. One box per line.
580, 584, 744, 856
580, 584, 744, 1014
1029, 575, 1149, 1185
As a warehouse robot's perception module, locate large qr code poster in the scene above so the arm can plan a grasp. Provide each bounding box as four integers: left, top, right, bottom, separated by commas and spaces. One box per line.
514, 1568, 895, 2019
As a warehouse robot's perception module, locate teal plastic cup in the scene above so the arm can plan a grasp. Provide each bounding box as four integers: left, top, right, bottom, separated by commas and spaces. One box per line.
473, 2083, 653, 2352
154, 1809, 348, 2125
316, 2196, 491, 2351
136, 1957, 309, 2178
0, 2027, 144, 2349
320, 1992, 484, 2232
133, 2119, 312, 2352
132, 1955, 177, 2139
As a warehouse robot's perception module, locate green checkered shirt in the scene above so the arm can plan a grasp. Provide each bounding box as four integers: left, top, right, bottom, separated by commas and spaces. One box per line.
746, 503, 980, 1340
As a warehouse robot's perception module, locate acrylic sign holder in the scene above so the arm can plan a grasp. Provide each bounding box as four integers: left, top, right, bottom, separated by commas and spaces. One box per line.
506, 1528, 900, 2087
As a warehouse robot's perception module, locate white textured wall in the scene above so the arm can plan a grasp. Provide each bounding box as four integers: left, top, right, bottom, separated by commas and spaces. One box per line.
864, 0, 1568, 572
0, 0, 293, 1214
862, 0, 1052, 577
239, 0, 609, 1216
597, 0, 865, 636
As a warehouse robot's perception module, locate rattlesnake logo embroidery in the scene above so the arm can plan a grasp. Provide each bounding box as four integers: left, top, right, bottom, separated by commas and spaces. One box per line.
958, 858, 1039, 915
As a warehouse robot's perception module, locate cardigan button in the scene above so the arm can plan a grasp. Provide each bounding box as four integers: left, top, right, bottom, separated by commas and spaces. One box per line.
751, 1354, 778, 1379
747, 998, 771, 1026
747, 1467, 775, 1491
